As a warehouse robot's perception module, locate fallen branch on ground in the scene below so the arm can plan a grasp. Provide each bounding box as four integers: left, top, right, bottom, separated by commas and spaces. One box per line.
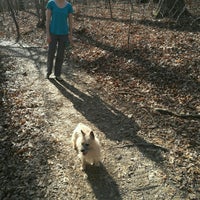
154, 108, 200, 119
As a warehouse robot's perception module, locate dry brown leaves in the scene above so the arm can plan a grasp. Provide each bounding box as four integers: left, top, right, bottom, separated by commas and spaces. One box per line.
0, 4, 200, 198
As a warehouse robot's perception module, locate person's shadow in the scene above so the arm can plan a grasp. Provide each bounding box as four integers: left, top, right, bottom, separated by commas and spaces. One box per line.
50, 79, 167, 157
49, 78, 168, 199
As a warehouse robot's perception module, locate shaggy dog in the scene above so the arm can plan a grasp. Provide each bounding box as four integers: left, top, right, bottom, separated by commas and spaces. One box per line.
72, 123, 101, 171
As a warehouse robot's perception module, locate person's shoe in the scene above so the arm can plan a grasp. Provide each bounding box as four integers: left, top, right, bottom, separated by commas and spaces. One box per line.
56, 76, 63, 81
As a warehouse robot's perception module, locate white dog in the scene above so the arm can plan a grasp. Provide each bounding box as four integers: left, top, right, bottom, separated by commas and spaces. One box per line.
72, 123, 101, 171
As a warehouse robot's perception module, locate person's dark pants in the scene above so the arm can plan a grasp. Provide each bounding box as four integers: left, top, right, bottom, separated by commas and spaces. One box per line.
47, 34, 68, 77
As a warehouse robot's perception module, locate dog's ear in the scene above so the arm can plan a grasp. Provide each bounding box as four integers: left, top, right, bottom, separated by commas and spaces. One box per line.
81, 130, 85, 136
90, 131, 95, 139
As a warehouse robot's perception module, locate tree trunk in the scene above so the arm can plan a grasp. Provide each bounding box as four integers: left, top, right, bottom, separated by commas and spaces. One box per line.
7, 0, 20, 42
18, 0, 25, 11
34, 0, 46, 28
154, 0, 190, 19
108, 0, 113, 19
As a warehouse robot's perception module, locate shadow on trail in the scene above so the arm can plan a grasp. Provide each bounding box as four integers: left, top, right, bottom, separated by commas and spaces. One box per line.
0, 49, 56, 199
49, 78, 168, 163
49, 78, 168, 198
0, 42, 47, 78
0, 89, 53, 198
85, 164, 122, 200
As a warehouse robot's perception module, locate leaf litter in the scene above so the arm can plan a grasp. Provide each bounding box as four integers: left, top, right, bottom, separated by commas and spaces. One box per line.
0, 5, 200, 199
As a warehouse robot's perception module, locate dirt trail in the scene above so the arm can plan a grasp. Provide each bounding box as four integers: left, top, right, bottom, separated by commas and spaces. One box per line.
0, 40, 185, 199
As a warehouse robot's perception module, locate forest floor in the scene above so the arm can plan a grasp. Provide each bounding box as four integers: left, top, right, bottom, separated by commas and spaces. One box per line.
0, 4, 200, 200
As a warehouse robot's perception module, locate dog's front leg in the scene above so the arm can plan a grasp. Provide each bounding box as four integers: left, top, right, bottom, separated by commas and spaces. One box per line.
81, 158, 86, 171
94, 159, 100, 167
72, 139, 78, 153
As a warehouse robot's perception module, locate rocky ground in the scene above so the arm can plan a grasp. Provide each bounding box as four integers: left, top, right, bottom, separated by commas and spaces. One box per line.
0, 3, 200, 200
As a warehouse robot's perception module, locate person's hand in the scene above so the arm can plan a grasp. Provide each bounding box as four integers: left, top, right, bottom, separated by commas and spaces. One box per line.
47, 34, 51, 44
68, 34, 73, 46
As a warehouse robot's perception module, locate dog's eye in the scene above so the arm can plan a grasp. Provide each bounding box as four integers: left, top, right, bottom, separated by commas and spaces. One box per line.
85, 143, 89, 147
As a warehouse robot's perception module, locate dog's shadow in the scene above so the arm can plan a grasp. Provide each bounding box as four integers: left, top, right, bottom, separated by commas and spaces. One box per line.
85, 163, 122, 200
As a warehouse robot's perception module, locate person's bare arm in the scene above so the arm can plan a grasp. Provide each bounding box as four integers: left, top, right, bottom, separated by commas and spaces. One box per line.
46, 9, 51, 43
68, 13, 73, 45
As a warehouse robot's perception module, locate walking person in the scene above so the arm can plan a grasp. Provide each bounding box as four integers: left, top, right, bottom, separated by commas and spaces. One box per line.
46, 0, 73, 81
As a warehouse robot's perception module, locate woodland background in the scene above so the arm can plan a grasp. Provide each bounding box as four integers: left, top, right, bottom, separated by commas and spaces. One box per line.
0, 0, 200, 199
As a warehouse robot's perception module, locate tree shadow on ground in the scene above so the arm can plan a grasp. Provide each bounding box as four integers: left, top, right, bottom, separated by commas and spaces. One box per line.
49, 78, 169, 199
0, 110, 55, 199
49, 79, 168, 164
85, 164, 122, 200
75, 32, 200, 98
138, 19, 200, 32
0, 42, 47, 78
0, 50, 56, 199
75, 14, 200, 32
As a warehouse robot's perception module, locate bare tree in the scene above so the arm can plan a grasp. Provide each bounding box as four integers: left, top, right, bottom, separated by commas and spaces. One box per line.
128, 0, 134, 48
34, 0, 47, 28
0, 0, 7, 13
104, 0, 113, 18
154, 0, 191, 19
108, 0, 113, 18
7, 0, 20, 42
18, 0, 25, 11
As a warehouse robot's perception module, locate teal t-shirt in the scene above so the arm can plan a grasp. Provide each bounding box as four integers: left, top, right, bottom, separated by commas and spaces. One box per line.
46, 0, 73, 35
